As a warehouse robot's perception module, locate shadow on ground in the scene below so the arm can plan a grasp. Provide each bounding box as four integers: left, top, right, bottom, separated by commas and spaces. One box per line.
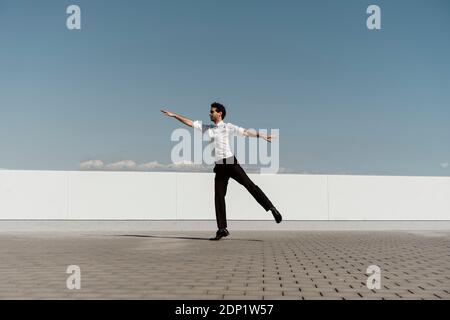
107, 234, 263, 242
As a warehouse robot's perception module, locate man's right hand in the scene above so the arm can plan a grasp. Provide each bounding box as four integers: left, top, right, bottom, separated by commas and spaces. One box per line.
161, 109, 193, 127
161, 109, 175, 117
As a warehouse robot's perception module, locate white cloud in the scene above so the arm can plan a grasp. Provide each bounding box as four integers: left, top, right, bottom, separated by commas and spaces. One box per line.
168, 160, 194, 166
441, 162, 449, 168
79, 159, 297, 173
137, 161, 164, 170
105, 160, 137, 170
79, 159, 210, 172
167, 160, 212, 172
79, 160, 104, 170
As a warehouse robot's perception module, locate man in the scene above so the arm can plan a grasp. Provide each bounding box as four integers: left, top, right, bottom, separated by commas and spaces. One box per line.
161, 102, 282, 241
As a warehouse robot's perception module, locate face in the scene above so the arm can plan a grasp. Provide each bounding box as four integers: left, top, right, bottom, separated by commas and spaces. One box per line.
209, 107, 222, 122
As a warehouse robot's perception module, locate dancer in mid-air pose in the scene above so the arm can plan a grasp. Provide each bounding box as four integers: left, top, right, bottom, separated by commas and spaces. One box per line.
161, 102, 282, 240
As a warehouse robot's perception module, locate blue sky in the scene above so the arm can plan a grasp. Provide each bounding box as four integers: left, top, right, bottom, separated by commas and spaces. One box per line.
0, 0, 449, 175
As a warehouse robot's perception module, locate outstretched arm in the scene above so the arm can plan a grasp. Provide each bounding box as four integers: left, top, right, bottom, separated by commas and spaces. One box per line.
244, 128, 276, 143
161, 110, 193, 128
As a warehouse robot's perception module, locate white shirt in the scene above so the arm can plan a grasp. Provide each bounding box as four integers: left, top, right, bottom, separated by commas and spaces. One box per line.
192, 120, 246, 161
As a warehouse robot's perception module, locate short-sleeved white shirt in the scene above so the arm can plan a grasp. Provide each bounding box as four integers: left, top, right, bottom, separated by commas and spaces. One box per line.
192, 120, 246, 161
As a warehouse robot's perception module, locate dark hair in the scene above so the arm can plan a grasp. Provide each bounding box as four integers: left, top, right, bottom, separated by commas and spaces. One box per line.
211, 102, 226, 120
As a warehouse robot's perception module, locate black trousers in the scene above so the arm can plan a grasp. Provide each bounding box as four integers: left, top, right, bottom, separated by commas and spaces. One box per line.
213, 156, 274, 229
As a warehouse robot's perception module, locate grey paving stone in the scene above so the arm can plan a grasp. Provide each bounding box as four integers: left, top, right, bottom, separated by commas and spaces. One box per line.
0, 230, 449, 300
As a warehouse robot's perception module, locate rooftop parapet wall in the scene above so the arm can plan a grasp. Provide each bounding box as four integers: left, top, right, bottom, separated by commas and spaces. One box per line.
0, 171, 449, 220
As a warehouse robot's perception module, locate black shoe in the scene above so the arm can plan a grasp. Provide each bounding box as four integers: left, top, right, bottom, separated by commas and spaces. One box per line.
209, 228, 230, 241
270, 207, 282, 223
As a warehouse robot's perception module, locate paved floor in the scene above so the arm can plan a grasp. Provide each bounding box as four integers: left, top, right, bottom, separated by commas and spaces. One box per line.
0, 231, 449, 300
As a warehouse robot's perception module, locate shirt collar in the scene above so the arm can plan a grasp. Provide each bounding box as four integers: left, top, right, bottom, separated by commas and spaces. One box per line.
214, 120, 225, 127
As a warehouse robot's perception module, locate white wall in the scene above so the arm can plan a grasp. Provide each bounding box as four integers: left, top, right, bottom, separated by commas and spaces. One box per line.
328, 175, 450, 220
0, 170, 449, 220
